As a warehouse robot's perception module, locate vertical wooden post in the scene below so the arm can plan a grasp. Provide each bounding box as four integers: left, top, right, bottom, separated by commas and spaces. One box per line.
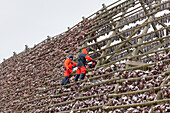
140, 0, 160, 37
132, 0, 162, 57
13, 52, 17, 56
82, 16, 85, 21
96, 2, 128, 67
80, 16, 88, 53
132, 21, 150, 56
114, 83, 120, 94
47, 35, 51, 42
25, 45, 29, 51
102, 17, 149, 64
148, 71, 167, 113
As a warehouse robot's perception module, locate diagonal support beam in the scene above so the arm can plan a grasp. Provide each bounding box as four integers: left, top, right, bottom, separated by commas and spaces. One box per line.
96, 22, 120, 66
132, 0, 163, 57
132, 18, 150, 56
133, 0, 167, 55
89, 47, 102, 55
146, 40, 170, 52
101, 17, 149, 64
96, 7, 128, 67
149, 72, 169, 113
158, 21, 170, 32
139, 0, 160, 37
119, 33, 155, 62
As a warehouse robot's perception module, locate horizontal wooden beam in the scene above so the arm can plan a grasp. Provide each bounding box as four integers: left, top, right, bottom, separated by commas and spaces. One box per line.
89, 27, 169, 57
108, 84, 170, 98
82, 13, 170, 51
117, 71, 169, 83
96, 47, 169, 70
94, 35, 169, 62
103, 99, 170, 110
82, 3, 170, 45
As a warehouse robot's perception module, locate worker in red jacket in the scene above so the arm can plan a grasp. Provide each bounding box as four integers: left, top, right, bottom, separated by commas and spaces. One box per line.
74, 48, 94, 81
61, 55, 77, 85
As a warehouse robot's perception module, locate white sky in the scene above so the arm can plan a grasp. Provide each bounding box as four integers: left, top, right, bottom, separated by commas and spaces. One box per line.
0, 0, 115, 63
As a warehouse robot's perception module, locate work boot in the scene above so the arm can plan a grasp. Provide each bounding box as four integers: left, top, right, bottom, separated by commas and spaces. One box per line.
74, 74, 80, 81
61, 76, 69, 85
79, 73, 85, 80
61, 77, 66, 85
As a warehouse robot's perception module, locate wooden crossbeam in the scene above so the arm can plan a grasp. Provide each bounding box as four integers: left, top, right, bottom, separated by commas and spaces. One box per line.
98, 29, 169, 64
118, 33, 155, 62
81, 8, 170, 51
95, 48, 169, 70
26, 73, 169, 112
91, 0, 137, 27
64, 0, 121, 33
82, 1, 169, 45
96, 9, 128, 67
158, 21, 170, 32
3, 60, 169, 111
45, 79, 170, 113
149, 74, 168, 113
101, 17, 149, 64
108, 84, 170, 98
88, 27, 169, 58
103, 99, 170, 110
146, 40, 170, 52
125, 60, 152, 69
139, 0, 160, 37
125, 61, 147, 66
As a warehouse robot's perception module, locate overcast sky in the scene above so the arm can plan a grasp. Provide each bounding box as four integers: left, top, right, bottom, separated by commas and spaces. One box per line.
0, 0, 115, 63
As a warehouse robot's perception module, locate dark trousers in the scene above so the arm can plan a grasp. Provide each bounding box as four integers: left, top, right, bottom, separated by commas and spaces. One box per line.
61, 76, 69, 85
74, 74, 80, 81
79, 73, 85, 80
74, 73, 85, 81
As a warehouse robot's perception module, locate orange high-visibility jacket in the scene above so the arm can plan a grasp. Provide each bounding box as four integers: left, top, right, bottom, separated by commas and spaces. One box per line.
64, 58, 77, 71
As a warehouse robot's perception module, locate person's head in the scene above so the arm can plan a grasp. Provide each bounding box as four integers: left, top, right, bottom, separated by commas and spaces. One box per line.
68, 55, 73, 60
82, 48, 88, 54
82, 48, 90, 54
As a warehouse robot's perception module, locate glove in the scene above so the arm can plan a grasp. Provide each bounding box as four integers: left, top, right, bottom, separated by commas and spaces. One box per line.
68, 69, 73, 73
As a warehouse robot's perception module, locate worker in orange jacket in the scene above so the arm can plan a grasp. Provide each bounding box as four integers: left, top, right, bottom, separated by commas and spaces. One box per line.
75, 48, 94, 81
61, 55, 77, 85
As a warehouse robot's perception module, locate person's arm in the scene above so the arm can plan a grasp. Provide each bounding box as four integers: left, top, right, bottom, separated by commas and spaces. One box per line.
85, 55, 93, 61
68, 69, 73, 73
64, 60, 70, 70
72, 61, 77, 67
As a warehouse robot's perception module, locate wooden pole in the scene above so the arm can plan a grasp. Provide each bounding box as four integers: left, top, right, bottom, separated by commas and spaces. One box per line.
102, 17, 149, 64
96, 11, 127, 67
103, 99, 170, 110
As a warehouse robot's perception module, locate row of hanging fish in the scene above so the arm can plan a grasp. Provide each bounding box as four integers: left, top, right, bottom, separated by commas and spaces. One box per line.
85, 0, 170, 61
89, 29, 166, 58
110, 51, 129, 62
94, 12, 169, 39
88, 0, 169, 41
